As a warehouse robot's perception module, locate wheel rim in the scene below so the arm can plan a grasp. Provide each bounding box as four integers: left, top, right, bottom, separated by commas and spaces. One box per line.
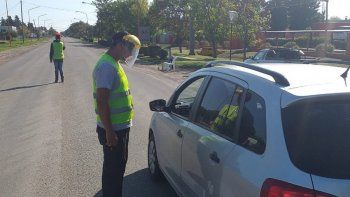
148, 140, 156, 174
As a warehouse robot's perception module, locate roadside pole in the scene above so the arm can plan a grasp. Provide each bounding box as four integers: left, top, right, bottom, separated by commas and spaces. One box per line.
20, 0, 25, 44
347, 33, 350, 56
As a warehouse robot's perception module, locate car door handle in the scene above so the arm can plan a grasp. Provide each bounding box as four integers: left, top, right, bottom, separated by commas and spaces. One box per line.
177, 130, 183, 138
209, 152, 220, 164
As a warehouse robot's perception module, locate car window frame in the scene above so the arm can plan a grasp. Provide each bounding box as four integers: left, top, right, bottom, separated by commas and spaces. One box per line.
168, 75, 210, 121
237, 90, 267, 155
190, 75, 248, 143
253, 50, 267, 61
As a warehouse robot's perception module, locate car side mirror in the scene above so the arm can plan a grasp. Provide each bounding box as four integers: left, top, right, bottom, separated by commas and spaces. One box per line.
149, 99, 168, 112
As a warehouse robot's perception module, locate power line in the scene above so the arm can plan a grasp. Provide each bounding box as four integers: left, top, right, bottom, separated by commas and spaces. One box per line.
1, 2, 21, 18
22, 1, 77, 13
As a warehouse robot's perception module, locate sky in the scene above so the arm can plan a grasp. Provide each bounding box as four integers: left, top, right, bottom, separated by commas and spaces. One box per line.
1, 0, 349, 32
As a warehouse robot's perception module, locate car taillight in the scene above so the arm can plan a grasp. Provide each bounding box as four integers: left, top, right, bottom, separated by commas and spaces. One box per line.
260, 178, 334, 197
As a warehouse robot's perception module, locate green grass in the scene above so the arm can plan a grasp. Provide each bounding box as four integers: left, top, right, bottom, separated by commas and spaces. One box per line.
138, 47, 258, 70
0, 38, 48, 52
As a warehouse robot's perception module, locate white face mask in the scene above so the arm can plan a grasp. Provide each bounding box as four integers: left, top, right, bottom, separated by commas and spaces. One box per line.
125, 48, 139, 67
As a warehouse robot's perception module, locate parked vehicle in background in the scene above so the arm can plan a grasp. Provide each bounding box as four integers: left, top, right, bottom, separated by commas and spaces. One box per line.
244, 48, 305, 64
148, 61, 350, 197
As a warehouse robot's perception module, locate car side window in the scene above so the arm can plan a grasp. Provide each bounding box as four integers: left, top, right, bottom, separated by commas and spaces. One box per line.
172, 77, 205, 119
238, 91, 266, 154
253, 51, 265, 60
195, 77, 243, 140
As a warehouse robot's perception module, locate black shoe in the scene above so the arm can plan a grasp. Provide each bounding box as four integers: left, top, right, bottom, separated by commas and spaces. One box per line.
55, 80, 58, 83
61, 77, 64, 83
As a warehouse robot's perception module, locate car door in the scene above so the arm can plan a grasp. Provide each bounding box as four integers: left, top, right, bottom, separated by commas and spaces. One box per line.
155, 76, 207, 191
181, 74, 248, 197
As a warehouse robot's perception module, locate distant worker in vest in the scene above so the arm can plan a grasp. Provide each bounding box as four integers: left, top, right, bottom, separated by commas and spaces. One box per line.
50, 32, 65, 83
92, 31, 140, 197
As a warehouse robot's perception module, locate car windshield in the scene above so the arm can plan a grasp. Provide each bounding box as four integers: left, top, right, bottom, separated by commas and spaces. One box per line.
282, 95, 350, 179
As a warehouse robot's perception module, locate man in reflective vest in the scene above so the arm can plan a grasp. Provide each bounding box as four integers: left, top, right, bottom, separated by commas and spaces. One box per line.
92, 31, 140, 197
50, 32, 65, 83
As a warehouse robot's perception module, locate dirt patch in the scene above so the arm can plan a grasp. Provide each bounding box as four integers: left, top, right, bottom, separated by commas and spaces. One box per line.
0, 41, 49, 65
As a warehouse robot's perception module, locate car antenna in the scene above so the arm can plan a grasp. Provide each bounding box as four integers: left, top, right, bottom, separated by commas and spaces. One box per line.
340, 66, 350, 87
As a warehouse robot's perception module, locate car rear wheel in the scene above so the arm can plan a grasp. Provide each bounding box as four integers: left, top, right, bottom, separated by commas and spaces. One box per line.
148, 132, 163, 181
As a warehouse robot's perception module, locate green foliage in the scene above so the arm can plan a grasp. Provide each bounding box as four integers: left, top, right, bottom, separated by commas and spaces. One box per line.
283, 41, 300, 49
270, 7, 288, 30
316, 43, 335, 54
267, 0, 322, 30
139, 46, 149, 56
64, 22, 92, 39
139, 45, 168, 59
263, 42, 272, 49
158, 49, 168, 59
148, 45, 161, 58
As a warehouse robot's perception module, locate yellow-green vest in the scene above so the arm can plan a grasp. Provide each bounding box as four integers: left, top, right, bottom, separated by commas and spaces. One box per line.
211, 105, 239, 132
93, 53, 134, 127
52, 41, 64, 60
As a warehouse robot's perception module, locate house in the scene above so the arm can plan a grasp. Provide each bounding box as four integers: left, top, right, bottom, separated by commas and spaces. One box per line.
0, 26, 17, 33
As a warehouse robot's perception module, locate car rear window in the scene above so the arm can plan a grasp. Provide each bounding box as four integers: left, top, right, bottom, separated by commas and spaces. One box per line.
282, 96, 350, 179
276, 50, 301, 60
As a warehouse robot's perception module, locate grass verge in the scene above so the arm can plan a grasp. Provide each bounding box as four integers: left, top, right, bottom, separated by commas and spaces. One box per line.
139, 47, 256, 70
0, 38, 49, 52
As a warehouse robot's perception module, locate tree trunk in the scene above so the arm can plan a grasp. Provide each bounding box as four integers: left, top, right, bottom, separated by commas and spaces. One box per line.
211, 33, 217, 58
178, 36, 183, 53
189, 14, 195, 55
243, 26, 248, 60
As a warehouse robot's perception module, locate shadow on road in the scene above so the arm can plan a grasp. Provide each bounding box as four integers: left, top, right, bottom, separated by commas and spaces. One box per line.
93, 168, 178, 197
0, 82, 56, 93
71, 43, 107, 49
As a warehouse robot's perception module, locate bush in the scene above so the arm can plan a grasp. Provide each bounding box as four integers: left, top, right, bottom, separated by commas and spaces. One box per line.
284, 41, 300, 49
295, 36, 326, 48
158, 49, 168, 59
139, 46, 149, 56
262, 42, 272, 49
148, 45, 161, 58
315, 43, 335, 54
98, 39, 109, 46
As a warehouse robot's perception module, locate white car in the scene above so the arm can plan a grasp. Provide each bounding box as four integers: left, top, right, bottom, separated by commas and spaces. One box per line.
148, 61, 350, 197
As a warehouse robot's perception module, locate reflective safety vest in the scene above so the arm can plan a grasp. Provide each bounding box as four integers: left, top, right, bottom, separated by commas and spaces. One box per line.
211, 105, 239, 132
93, 53, 134, 127
52, 41, 64, 60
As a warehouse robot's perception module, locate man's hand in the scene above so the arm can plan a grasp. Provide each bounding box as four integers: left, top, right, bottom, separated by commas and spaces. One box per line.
106, 130, 118, 147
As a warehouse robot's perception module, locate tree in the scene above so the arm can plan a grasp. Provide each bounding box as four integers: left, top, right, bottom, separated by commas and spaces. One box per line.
14, 15, 21, 28
1, 17, 6, 26
48, 27, 57, 36
64, 21, 91, 38
190, 0, 232, 57
130, 0, 149, 37
288, 0, 322, 30
267, 0, 288, 30
5, 16, 14, 26
93, 0, 138, 40
148, 0, 187, 52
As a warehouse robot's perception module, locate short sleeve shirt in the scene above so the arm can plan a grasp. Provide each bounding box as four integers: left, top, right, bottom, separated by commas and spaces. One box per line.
93, 61, 132, 131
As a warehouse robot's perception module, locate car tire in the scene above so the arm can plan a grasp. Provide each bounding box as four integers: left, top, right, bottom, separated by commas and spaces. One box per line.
148, 132, 163, 182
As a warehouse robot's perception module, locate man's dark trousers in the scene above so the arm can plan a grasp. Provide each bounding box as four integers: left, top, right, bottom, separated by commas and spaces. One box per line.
53, 60, 64, 82
97, 126, 130, 197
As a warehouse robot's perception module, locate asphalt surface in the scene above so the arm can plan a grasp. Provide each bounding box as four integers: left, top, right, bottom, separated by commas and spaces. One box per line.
0, 38, 179, 197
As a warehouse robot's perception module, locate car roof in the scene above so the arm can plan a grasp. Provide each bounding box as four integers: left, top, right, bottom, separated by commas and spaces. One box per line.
199, 63, 350, 97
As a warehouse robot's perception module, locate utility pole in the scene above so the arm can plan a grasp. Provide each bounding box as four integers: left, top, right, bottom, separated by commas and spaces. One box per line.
20, 0, 25, 43
5, 0, 9, 17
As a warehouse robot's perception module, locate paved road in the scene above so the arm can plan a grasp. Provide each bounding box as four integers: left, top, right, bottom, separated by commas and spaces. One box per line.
0, 38, 179, 197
